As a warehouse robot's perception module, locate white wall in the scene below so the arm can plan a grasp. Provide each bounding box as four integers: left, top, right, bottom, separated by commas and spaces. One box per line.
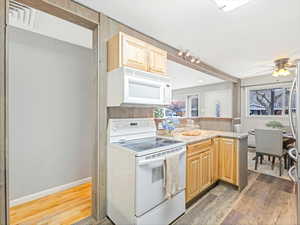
173, 82, 233, 118
8, 27, 94, 200
241, 74, 295, 145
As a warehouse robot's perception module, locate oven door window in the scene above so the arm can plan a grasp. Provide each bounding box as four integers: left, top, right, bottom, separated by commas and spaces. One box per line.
152, 166, 164, 183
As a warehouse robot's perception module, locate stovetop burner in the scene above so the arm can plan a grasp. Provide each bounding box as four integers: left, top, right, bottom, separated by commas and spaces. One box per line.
117, 137, 182, 152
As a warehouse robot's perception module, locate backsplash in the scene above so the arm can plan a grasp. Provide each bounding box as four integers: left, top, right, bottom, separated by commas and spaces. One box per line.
107, 107, 155, 119
155, 117, 233, 132
107, 107, 233, 132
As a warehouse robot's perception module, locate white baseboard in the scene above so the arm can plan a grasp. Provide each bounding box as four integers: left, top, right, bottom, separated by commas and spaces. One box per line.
10, 177, 92, 207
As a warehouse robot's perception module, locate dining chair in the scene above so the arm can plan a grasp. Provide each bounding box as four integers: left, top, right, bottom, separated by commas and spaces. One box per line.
255, 129, 286, 176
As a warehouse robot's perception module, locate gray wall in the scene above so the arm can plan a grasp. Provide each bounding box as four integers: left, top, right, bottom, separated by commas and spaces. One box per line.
173, 82, 233, 118
8, 27, 94, 200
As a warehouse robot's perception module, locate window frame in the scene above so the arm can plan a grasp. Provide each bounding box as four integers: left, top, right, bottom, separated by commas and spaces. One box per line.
186, 94, 200, 118
160, 93, 200, 118
246, 83, 291, 118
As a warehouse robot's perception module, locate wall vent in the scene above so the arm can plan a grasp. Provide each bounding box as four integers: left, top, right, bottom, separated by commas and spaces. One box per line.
9, 1, 36, 29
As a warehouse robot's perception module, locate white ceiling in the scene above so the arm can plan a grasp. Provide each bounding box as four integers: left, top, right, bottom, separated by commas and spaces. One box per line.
168, 60, 222, 90
75, 0, 300, 78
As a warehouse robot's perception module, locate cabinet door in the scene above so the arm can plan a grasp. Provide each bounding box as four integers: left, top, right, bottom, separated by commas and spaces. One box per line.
199, 149, 213, 192
148, 46, 167, 75
121, 34, 148, 71
186, 153, 201, 202
219, 138, 237, 184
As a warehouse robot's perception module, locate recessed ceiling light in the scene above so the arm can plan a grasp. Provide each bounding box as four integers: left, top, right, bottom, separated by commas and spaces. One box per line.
197, 80, 204, 83
213, 0, 250, 12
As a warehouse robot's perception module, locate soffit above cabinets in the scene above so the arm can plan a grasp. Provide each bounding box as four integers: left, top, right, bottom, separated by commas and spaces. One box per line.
74, 0, 300, 78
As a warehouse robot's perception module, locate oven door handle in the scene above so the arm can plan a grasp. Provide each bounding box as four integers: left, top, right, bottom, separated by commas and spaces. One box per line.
138, 149, 186, 166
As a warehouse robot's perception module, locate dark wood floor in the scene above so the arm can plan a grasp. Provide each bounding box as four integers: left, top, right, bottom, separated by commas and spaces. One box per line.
175, 171, 296, 225
221, 173, 296, 225
95, 171, 296, 225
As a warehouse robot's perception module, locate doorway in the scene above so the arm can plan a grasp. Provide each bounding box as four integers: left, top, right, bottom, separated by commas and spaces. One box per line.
5, 1, 101, 224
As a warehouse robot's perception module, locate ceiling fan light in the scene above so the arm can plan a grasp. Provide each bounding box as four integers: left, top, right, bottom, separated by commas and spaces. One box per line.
283, 69, 290, 76
277, 68, 289, 76
272, 58, 293, 77
272, 70, 279, 77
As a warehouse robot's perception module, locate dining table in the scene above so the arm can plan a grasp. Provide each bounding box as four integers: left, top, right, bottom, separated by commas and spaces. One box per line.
248, 129, 296, 169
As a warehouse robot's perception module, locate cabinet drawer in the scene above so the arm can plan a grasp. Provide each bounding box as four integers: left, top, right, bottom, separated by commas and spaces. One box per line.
187, 139, 212, 156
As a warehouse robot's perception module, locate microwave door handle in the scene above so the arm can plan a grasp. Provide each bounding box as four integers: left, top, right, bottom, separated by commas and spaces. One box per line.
289, 78, 296, 139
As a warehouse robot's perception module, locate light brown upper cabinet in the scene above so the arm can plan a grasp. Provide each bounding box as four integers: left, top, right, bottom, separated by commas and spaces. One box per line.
121, 34, 148, 71
219, 138, 237, 185
148, 45, 167, 75
107, 32, 167, 75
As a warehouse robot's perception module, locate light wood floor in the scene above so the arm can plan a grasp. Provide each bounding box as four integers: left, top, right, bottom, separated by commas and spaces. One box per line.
10, 182, 91, 225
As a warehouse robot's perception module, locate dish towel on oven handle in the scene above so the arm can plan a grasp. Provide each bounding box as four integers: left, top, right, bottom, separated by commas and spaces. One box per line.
163, 152, 180, 199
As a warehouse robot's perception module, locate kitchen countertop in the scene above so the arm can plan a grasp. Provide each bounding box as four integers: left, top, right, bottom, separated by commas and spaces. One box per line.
159, 129, 248, 145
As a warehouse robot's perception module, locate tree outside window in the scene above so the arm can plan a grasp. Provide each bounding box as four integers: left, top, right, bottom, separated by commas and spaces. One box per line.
249, 87, 294, 116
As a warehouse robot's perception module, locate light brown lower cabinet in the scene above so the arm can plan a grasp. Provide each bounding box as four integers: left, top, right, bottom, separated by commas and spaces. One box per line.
200, 150, 213, 191
219, 138, 237, 185
186, 142, 213, 202
186, 153, 202, 201
186, 137, 238, 203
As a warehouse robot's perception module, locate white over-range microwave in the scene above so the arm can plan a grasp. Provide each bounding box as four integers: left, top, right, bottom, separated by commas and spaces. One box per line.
107, 67, 172, 106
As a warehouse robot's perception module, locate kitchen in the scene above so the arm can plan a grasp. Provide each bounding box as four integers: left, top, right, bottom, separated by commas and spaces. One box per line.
0, 0, 299, 225
104, 30, 251, 225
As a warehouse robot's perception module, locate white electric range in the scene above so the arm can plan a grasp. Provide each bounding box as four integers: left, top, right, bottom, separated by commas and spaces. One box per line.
107, 118, 186, 225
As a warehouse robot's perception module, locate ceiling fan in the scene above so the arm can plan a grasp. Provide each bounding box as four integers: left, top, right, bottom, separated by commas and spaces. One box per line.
272, 58, 296, 77
242, 57, 298, 78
